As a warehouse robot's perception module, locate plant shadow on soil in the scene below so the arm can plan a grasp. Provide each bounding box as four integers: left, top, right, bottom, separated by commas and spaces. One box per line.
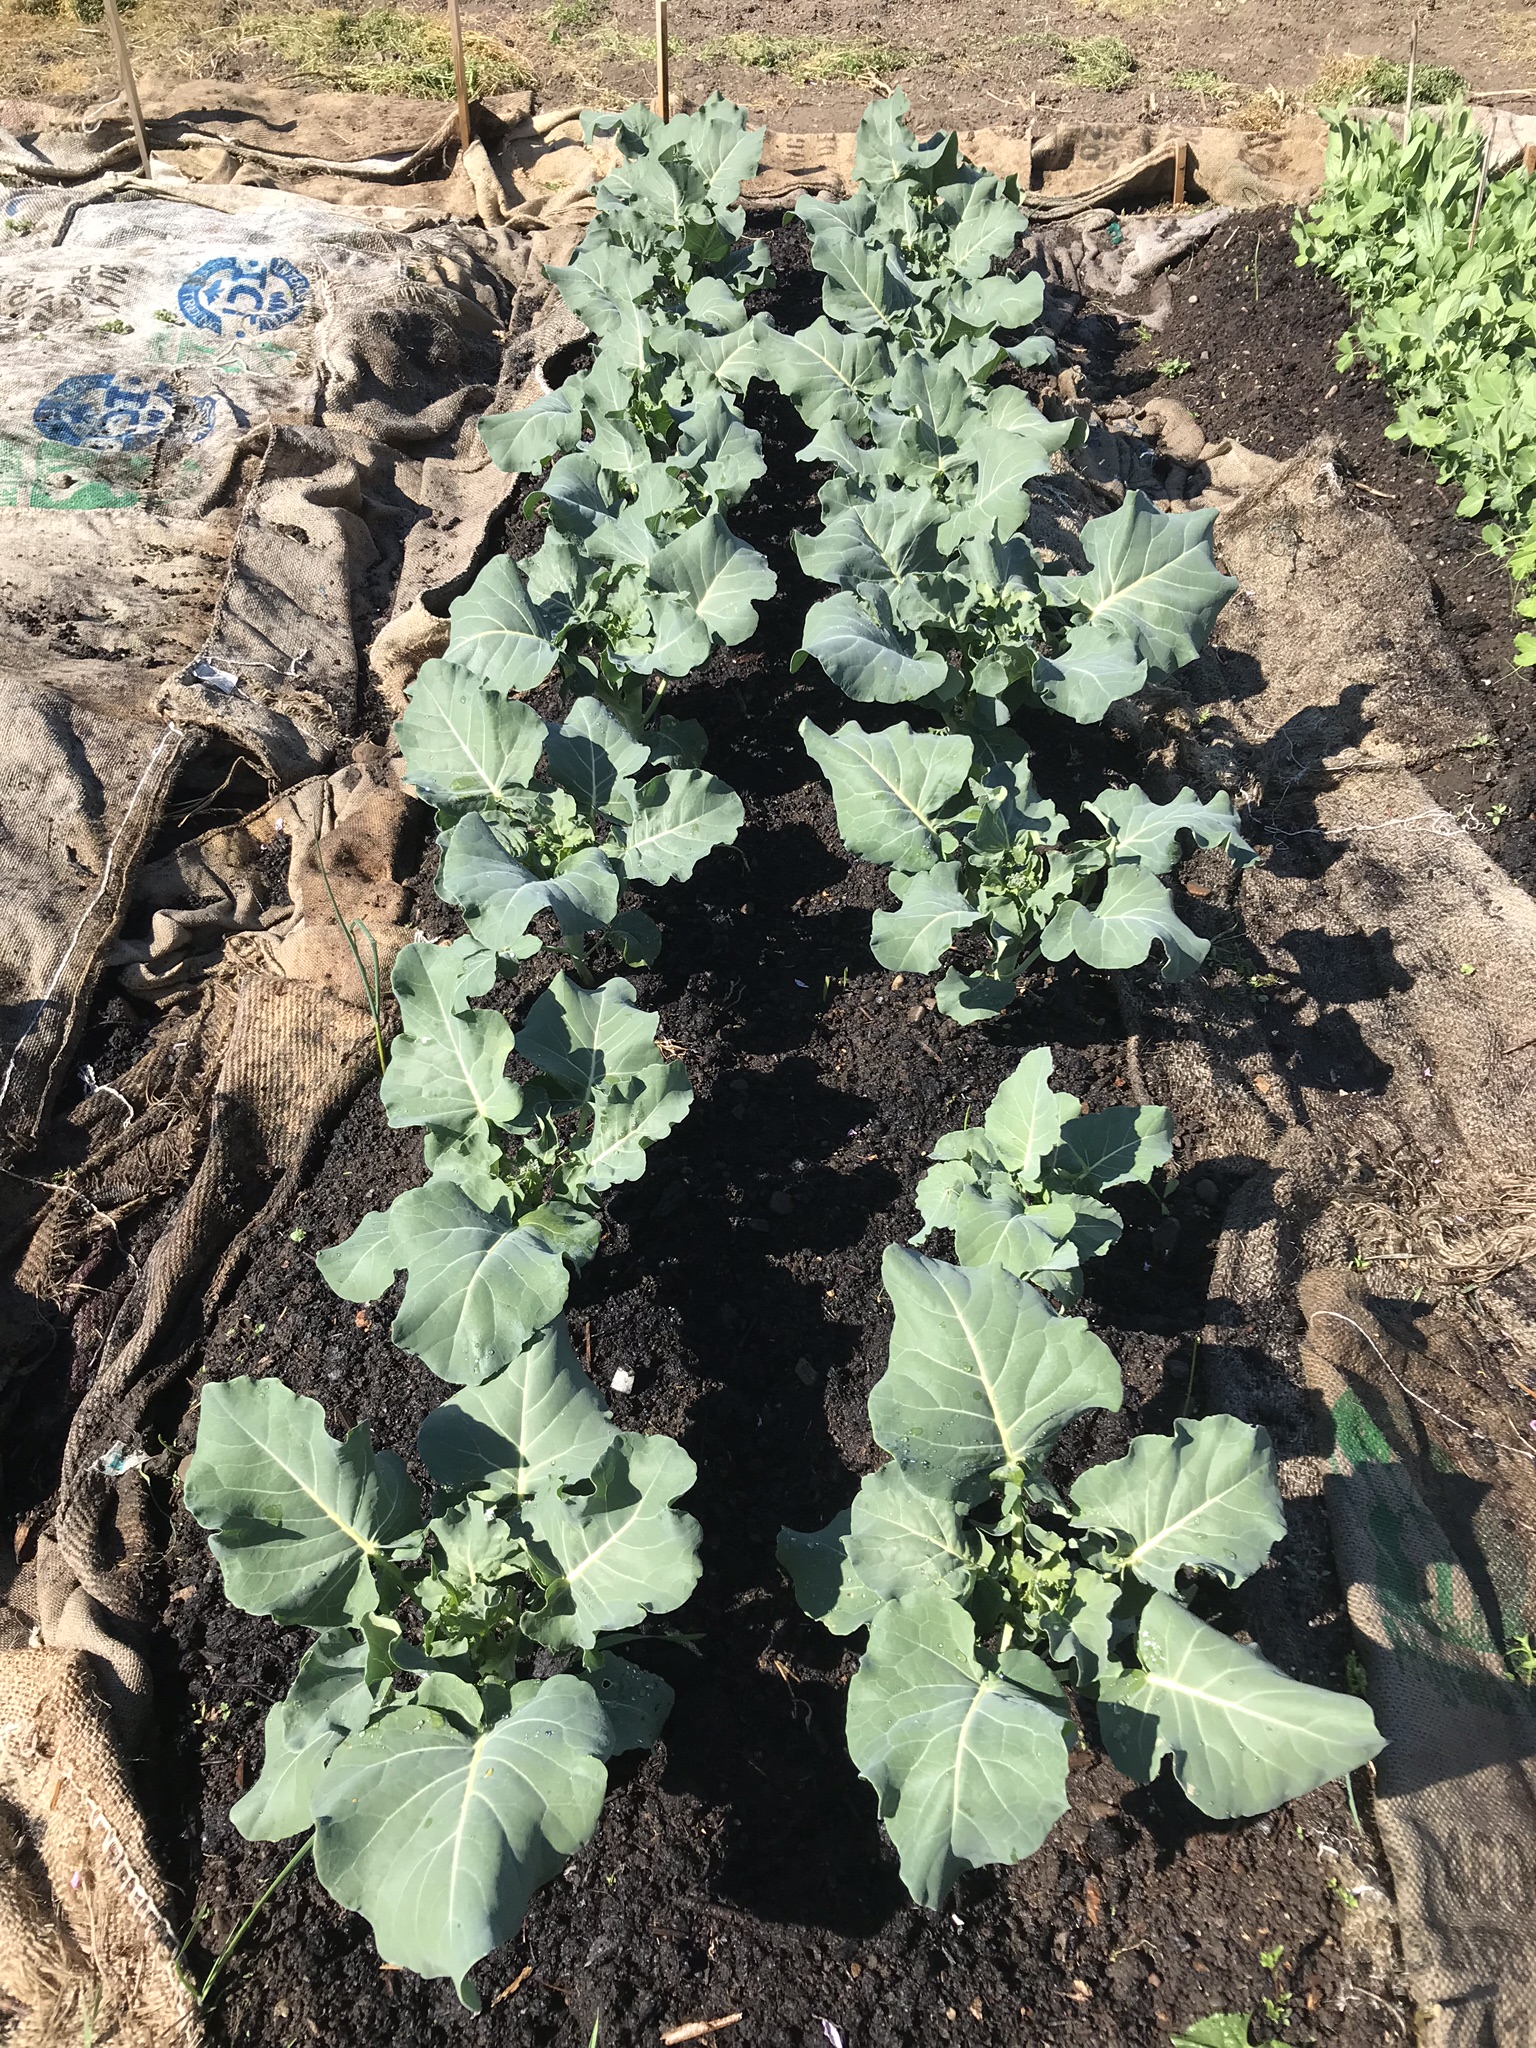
87, 211, 1406, 2047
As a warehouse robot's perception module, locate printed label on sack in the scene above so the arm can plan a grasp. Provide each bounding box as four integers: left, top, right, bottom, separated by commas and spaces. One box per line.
177, 255, 312, 337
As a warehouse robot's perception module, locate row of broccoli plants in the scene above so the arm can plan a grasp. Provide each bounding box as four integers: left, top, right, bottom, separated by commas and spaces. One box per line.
763, 94, 1253, 1024
184, 98, 781, 2010
782, 1050, 1382, 1904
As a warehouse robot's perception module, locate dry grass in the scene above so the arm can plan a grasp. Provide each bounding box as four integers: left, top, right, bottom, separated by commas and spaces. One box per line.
1311, 50, 1467, 105
693, 32, 924, 83
1229, 84, 1304, 131
0, 0, 223, 98
1348, 1163, 1536, 1297
238, 6, 532, 95
1068, 0, 1171, 19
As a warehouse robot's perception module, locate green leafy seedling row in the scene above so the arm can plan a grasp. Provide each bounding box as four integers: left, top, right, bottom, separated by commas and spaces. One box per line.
763, 92, 1253, 1021
780, 1052, 1383, 1907
1295, 103, 1536, 665
183, 97, 786, 2006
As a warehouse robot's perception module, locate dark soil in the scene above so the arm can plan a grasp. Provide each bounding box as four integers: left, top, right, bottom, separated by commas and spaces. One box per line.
1102, 207, 1536, 891
129, 216, 1404, 2048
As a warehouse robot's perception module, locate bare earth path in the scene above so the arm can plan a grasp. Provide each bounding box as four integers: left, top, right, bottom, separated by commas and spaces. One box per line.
0, 0, 1526, 131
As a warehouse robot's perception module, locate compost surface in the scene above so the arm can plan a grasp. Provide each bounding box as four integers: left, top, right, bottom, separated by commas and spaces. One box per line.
1107, 208, 1536, 892
0, 215, 1410, 2045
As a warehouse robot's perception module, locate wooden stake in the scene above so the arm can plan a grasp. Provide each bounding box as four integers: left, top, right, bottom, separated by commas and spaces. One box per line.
100, 0, 151, 180
445, 0, 472, 154
1171, 138, 1187, 209
1467, 119, 1495, 248
1523, 143, 1536, 175
655, 0, 671, 123
1403, 14, 1420, 128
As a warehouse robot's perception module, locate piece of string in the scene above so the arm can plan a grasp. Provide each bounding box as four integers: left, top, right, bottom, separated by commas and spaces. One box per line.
1313, 1308, 1536, 1464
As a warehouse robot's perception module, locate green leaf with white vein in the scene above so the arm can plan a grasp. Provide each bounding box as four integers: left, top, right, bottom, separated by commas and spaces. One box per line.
544, 247, 659, 367
799, 590, 949, 704
186, 1378, 422, 1627
233, 1630, 379, 1843
650, 512, 775, 645
582, 1065, 693, 1190
1053, 494, 1237, 680
870, 1246, 1122, 1501
870, 864, 975, 973
396, 662, 547, 812
1071, 1416, 1286, 1593
814, 224, 919, 333
951, 1188, 1084, 1294
845, 1462, 977, 1602
446, 558, 560, 696
1051, 1101, 1173, 1191
983, 1046, 1078, 1182
756, 316, 891, 429
801, 718, 973, 871
515, 974, 666, 1097
795, 486, 946, 588
345, 1179, 570, 1385
478, 392, 582, 473
1089, 785, 1254, 874
1032, 623, 1147, 725
581, 1651, 675, 1754
312, 1683, 608, 2007
439, 814, 619, 960
380, 940, 522, 1139
776, 1511, 883, 1636
1040, 864, 1208, 983
543, 696, 651, 814
521, 1434, 701, 1650
417, 1319, 618, 1501
1096, 1591, 1382, 1818
616, 771, 744, 885
846, 1589, 1072, 1909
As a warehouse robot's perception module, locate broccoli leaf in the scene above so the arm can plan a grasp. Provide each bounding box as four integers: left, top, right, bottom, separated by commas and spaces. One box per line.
312, 1684, 608, 2008
1070, 1416, 1286, 1593
870, 1246, 1122, 1501
846, 1588, 1073, 1909
186, 1379, 421, 1627
1097, 1592, 1384, 1818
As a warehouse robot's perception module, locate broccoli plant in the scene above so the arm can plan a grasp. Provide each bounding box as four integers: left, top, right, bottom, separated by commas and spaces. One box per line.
791, 88, 1055, 375
187, 1334, 699, 2006
792, 482, 1237, 735
913, 1046, 1172, 1302
317, 961, 690, 1382
486, 93, 775, 474
399, 680, 742, 971
760, 96, 1247, 1017
779, 1246, 1383, 1909
803, 718, 1254, 1021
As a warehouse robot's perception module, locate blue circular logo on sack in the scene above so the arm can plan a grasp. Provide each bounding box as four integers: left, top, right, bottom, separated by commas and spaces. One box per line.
177, 254, 311, 337
33, 374, 217, 452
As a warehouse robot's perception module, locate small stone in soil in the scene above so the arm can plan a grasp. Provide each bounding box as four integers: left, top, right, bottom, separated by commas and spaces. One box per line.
795, 1358, 816, 1385
1195, 1177, 1220, 1205
770, 1190, 793, 1215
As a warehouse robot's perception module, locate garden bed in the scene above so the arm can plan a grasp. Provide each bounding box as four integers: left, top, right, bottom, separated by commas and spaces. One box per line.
130, 213, 1408, 2048
1105, 208, 1536, 891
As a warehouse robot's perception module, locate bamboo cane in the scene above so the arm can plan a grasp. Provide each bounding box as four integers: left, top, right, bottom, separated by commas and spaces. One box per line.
100, 0, 151, 180
445, 0, 472, 154
655, 0, 671, 123
1403, 14, 1420, 129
